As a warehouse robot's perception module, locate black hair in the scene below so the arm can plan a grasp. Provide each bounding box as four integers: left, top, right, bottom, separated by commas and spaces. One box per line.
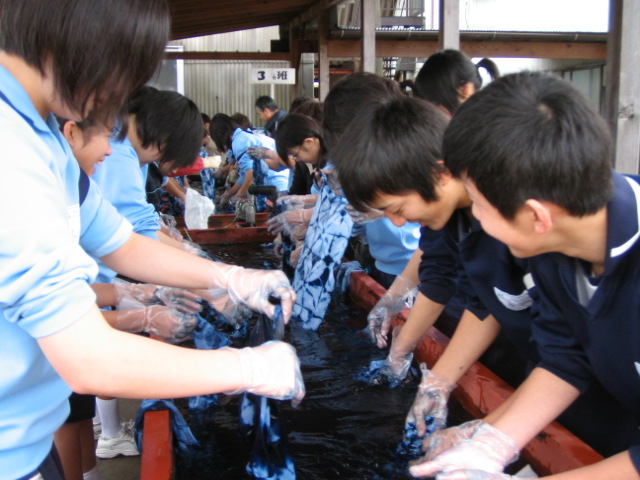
127, 87, 202, 170
0, 0, 170, 121
323, 72, 402, 151
290, 99, 324, 123
415, 49, 499, 114
201, 113, 211, 124
209, 113, 236, 152
255, 95, 279, 112
230, 112, 253, 131
444, 71, 613, 219
289, 95, 313, 112
332, 96, 449, 212
275, 114, 327, 168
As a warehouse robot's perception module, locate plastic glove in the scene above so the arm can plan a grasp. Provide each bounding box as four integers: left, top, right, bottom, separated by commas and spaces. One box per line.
422, 419, 484, 461
367, 275, 417, 348
409, 423, 519, 478
221, 340, 305, 405
406, 364, 457, 436
277, 194, 318, 211
246, 146, 276, 160
115, 279, 202, 315
346, 203, 385, 224
266, 208, 313, 236
379, 325, 414, 382
112, 305, 197, 343
209, 265, 296, 323
436, 470, 516, 480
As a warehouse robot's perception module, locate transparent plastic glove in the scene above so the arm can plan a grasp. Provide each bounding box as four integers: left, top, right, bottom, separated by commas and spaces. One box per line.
112, 305, 197, 343
221, 341, 305, 405
266, 208, 313, 236
422, 419, 484, 461
246, 146, 275, 161
406, 364, 457, 436
209, 265, 296, 322
346, 203, 386, 224
367, 275, 418, 348
379, 325, 413, 382
159, 213, 184, 241
436, 470, 515, 480
115, 279, 202, 315
290, 242, 303, 268
409, 423, 519, 478
277, 194, 319, 211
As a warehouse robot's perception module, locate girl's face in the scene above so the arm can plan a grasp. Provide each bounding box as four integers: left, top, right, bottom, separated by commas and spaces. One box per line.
64, 123, 113, 176
288, 137, 320, 166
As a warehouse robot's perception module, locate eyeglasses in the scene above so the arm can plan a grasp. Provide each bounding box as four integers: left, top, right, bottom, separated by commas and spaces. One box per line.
288, 146, 302, 162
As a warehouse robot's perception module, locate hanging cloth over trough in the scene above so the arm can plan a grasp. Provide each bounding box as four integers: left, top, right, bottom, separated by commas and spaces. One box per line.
239, 304, 296, 480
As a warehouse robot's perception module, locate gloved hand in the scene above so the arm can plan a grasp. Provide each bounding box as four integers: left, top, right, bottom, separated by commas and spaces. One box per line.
114, 279, 202, 315
367, 275, 417, 348
409, 423, 519, 478
422, 420, 484, 461
266, 208, 313, 238
112, 305, 198, 343
436, 470, 516, 480
346, 203, 385, 224
277, 194, 319, 211
247, 146, 276, 161
378, 325, 413, 382
406, 364, 457, 436
209, 265, 296, 323
221, 340, 305, 405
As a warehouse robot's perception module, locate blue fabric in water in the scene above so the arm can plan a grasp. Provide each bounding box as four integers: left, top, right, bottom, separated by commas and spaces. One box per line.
354, 359, 408, 389
292, 179, 353, 330
134, 399, 199, 454
240, 304, 296, 479
332, 260, 363, 305
396, 416, 437, 461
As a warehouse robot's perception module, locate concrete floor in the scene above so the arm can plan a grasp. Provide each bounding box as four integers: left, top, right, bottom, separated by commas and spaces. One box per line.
95, 398, 141, 480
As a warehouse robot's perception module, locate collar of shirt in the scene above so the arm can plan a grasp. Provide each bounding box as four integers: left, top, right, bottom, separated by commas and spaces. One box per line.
604, 170, 640, 272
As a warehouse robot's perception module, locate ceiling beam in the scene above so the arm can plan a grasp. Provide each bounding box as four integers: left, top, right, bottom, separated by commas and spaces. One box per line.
289, 0, 345, 28
165, 51, 292, 61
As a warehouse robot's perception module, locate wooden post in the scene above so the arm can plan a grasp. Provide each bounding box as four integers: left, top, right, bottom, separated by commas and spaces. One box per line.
360, 0, 376, 72
318, 8, 330, 100
604, 0, 640, 174
439, 0, 460, 50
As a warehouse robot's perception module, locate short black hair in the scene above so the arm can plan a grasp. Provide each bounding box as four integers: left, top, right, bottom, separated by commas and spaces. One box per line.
230, 112, 253, 131
127, 87, 202, 170
275, 114, 326, 167
332, 96, 449, 212
209, 113, 236, 152
201, 113, 211, 124
255, 96, 279, 112
0, 0, 170, 121
323, 72, 402, 151
444, 71, 613, 219
415, 49, 499, 114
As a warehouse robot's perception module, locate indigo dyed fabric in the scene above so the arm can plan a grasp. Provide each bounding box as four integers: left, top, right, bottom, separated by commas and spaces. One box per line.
396, 416, 437, 461
291, 179, 353, 330
200, 168, 216, 202
134, 399, 198, 454
240, 305, 296, 480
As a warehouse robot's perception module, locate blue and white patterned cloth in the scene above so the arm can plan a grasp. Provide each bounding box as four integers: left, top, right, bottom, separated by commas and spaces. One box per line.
291, 169, 353, 330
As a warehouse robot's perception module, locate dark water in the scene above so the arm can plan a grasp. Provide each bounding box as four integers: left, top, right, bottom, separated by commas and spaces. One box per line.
172, 243, 429, 479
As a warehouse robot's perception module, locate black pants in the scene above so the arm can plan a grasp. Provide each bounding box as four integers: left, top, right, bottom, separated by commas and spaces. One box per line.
16, 446, 64, 480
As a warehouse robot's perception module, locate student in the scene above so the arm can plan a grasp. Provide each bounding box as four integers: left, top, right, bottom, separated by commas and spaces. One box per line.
212, 113, 290, 209
0, 2, 303, 479
408, 72, 640, 479
331, 95, 637, 463
255, 95, 287, 137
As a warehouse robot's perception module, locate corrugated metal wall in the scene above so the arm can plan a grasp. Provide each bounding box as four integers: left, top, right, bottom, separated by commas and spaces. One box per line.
168, 27, 293, 126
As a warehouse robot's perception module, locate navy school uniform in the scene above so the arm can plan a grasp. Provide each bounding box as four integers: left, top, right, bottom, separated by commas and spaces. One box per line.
527, 171, 640, 467
419, 208, 638, 456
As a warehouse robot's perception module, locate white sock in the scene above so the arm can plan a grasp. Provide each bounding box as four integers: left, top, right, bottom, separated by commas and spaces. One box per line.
95, 398, 121, 438
83, 466, 102, 480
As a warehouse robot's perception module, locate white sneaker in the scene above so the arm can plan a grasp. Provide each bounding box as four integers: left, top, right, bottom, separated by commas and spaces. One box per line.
96, 421, 139, 459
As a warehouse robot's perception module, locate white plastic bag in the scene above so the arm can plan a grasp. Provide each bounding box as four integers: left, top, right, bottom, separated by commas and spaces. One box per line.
184, 187, 214, 229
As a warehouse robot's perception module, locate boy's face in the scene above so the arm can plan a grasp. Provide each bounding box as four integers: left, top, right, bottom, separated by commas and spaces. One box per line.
464, 178, 543, 258
74, 125, 113, 176
369, 190, 454, 231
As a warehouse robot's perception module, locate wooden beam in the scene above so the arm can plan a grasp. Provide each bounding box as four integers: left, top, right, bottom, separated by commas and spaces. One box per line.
326, 39, 606, 60
439, 0, 460, 50
290, 0, 345, 28
318, 9, 330, 100
165, 51, 292, 61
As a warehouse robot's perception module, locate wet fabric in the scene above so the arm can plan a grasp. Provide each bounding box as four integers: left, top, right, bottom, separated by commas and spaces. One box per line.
239, 305, 296, 479
396, 416, 437, 461
354, 359, 415, 389
134, 399, 199, 455
332, 260, 364, 305
291, 177, 353, 330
